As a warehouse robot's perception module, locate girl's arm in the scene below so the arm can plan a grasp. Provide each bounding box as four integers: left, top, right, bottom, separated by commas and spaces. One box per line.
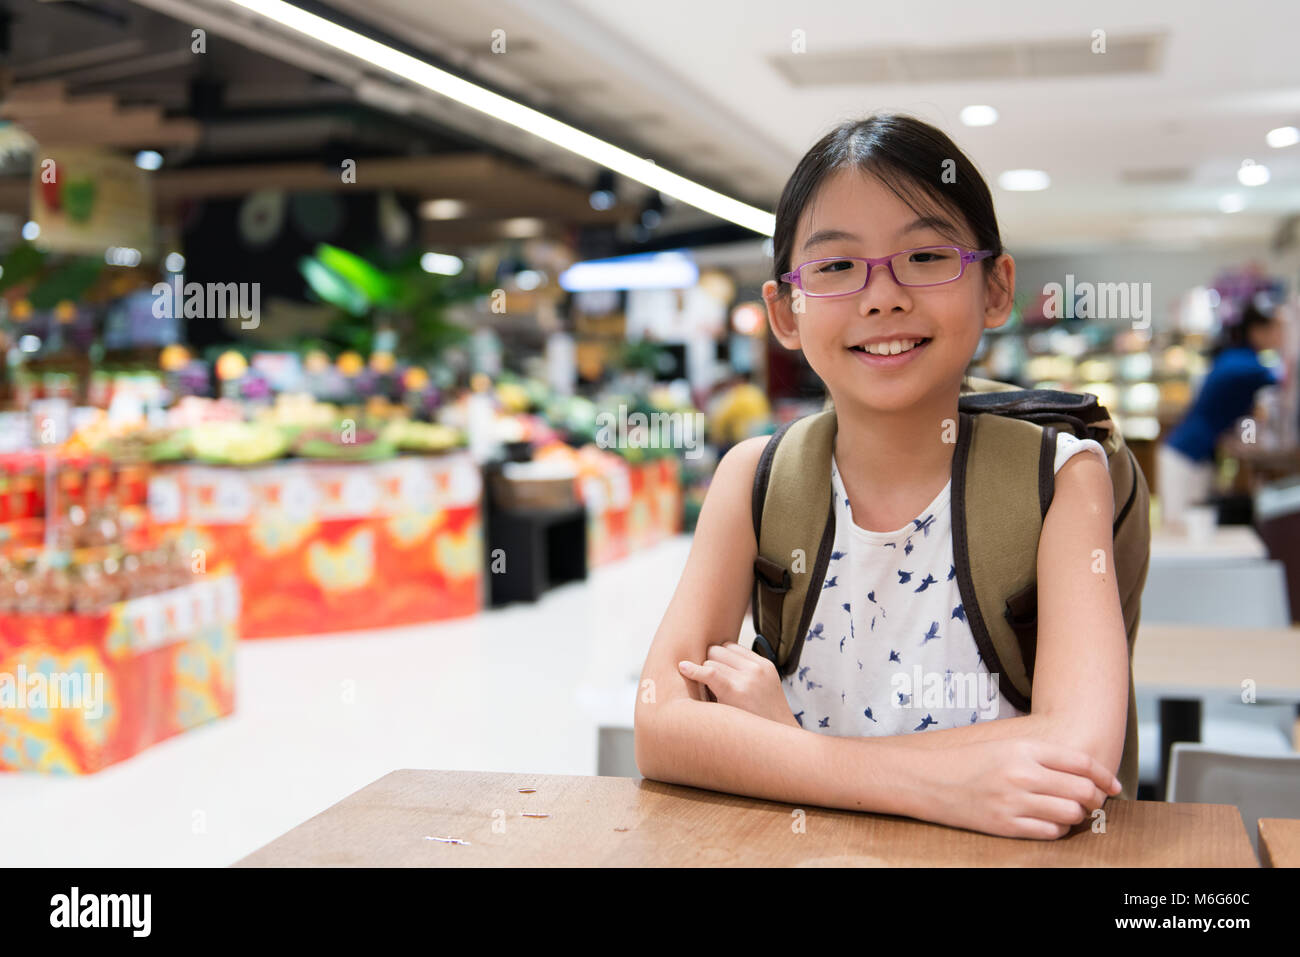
866, 450, 1129, 774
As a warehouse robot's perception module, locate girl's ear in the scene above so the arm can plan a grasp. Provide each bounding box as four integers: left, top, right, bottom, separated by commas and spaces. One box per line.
982, 253, 1016, 332
763, 279, 802, 350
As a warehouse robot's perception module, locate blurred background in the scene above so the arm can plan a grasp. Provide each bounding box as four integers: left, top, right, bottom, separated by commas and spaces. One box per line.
1, 0, 1299, 864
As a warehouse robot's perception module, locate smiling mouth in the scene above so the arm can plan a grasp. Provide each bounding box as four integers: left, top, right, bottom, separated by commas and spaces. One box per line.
848, 337, 932, 357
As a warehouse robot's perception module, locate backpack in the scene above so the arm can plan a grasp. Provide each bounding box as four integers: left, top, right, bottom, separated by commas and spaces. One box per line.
749, 376, 1151, 800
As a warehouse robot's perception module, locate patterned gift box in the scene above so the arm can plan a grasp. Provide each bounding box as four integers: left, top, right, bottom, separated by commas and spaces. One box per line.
0, 574, 239, 773
148, 454, 484, 638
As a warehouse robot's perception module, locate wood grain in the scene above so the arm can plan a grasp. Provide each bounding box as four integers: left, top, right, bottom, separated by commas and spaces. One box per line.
1258, 818, 1300, 867
233, 769, 1258, 868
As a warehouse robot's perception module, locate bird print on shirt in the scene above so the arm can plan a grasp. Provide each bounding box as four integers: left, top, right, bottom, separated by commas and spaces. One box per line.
889, 649, 901, 663
822, 576, 839, 590
864, 706, 877, 722
921, 621, 941, 645
914, 573, 938, 593
818, 716, 830, 728
913, 714, 939, 731
807, 622, 825, 642
914, 514, 936, 537
947, 563, 956, 581
830, 550, 847, 561
952, 604, 966, 622
897, 570, 913, 585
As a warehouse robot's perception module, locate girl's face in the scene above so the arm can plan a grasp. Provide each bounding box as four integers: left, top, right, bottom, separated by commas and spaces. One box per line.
763, 167, 1015, 413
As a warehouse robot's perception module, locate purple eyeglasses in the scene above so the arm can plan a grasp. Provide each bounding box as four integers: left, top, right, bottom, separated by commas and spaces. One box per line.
781, 246, 994, 297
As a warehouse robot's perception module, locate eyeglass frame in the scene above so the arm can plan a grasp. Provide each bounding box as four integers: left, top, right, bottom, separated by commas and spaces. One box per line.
781, 246, 995, 297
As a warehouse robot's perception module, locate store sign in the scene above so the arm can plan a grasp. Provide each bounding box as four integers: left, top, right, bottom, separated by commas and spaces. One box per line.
30, 146, 155, 257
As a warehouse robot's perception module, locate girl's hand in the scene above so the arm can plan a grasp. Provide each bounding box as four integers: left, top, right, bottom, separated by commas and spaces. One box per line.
678, 642, 800, 729
921, 738, 1122, 840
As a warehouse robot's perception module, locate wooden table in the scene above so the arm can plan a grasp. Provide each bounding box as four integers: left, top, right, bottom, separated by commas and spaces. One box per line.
233, 769, 1257, 867
1257, 818, 1300, 867
1134, 624, 1300, 796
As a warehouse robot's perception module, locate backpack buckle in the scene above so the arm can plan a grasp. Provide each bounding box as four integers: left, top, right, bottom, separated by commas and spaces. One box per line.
751, 633, 778, 666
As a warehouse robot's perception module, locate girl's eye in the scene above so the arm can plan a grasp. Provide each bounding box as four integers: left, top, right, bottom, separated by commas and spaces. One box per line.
908, 250, 951, 263
816, 259, 855, 273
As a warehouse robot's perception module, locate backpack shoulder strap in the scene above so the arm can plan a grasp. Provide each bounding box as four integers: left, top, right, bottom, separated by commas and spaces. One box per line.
751, 409, 837, 676
953, 409, 1058, 712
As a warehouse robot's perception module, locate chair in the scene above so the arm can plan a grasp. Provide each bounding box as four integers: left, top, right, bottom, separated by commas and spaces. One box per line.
1165, 743, 1300, 860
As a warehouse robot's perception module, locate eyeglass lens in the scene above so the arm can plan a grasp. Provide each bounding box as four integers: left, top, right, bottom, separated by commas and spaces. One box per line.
799, 247, 963, 295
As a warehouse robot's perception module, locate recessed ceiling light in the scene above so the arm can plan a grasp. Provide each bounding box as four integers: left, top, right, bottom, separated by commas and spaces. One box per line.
420, 199, 466, 220
1237, 160, 1270, 186
1218, 194, 1245, 213
420, 252, 463, 275
960, 105, 998, 127
998, 169, 1050, 191
1266, 126, 1299, 149
502, 217, 544, 238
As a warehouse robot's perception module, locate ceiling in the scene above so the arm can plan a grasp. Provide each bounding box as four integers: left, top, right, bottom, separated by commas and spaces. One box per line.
3, 0, 1299, 259
323, 0, 1300, 252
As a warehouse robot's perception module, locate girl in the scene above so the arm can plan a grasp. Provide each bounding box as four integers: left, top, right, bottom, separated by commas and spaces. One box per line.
634, 114, 1129, 841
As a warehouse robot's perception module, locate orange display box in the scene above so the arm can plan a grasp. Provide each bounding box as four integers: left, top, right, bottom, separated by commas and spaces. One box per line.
582, 458, 682, 567
0, 574, 238, 773
147, 454, 484, 638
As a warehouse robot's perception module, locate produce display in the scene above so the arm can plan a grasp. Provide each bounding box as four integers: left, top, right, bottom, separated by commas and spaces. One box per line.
189, 421, 291, 466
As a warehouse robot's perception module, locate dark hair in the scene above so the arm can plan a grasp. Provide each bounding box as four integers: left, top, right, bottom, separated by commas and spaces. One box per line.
1210, 302, 1275, 360
772, 113, 1005, 299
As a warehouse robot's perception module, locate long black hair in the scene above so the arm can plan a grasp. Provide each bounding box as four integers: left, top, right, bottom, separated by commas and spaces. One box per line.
1209, 301, 1276, 360
772, 113, 1006, 300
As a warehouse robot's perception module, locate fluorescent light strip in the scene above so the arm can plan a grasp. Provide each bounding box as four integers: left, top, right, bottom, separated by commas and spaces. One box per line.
225, 0, 775, 236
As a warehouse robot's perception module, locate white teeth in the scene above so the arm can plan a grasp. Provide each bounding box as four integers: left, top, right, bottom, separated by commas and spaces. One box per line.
862, 338, 921, 356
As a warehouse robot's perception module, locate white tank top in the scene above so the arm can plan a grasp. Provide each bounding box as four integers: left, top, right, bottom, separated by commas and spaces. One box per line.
779, 431, 1107, 736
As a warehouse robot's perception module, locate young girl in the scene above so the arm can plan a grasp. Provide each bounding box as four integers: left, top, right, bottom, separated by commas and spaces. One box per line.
634, 114, 1129, 841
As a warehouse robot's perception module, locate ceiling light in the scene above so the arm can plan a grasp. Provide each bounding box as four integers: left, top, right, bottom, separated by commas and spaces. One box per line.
224, 0, 774, 235
420, 199, 466, 220
1266, 126, 1299, 149
502, 217, 543, 238
21, 221, 40, 240
420, 252, 463, 275
1237, 160, 1269, 186
960, 105, 998, 127
165, 252, 186, 273
998, 169, 1050, 191
1218, 194, 1245, 213
134, 150, 163, 171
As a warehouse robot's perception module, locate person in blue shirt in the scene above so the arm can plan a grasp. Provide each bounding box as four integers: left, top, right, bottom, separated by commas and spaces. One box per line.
1160, 301, 1286, 529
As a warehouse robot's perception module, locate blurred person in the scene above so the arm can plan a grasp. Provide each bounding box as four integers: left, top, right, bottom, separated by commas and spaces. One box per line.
705, 371, 772, 455
1159, 300, 1287, 530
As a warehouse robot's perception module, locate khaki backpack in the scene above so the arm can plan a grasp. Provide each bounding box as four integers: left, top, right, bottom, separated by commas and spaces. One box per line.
749, 376, 1151, 800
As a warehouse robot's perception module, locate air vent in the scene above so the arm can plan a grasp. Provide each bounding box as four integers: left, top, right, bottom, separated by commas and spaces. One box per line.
1119, 167, 1191, 184
771, 33, 1164, 86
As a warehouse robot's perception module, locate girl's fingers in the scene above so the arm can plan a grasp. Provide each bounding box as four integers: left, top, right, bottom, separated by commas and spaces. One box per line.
1029, 767, 1108, 812
1010, 817, 1071, 841
1032, 744, 1122, 795
706, 642, 752, 667
1015, 792, 1089, 828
